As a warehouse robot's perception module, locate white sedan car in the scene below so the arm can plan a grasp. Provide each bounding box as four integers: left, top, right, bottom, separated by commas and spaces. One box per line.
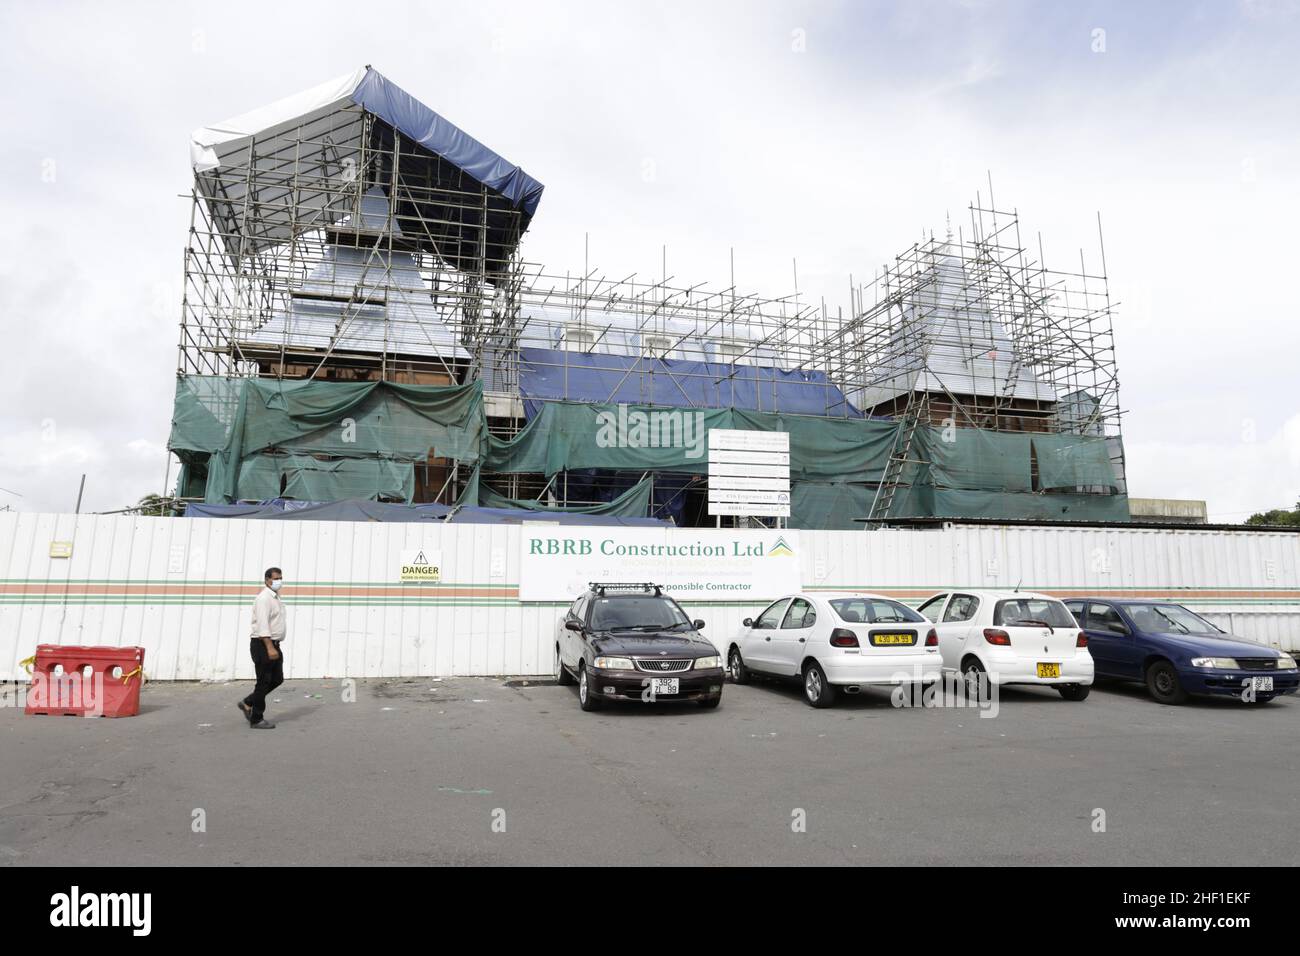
727, 592, 943, 707
916, 589, 1094, 700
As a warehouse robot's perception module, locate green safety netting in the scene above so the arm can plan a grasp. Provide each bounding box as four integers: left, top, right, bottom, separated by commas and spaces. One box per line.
170, 376, 483, 503
1031, 434, 1117, 490
925, 489, 1130, 522
484, 401, 900, 480
478, 475, 654, 517
171, 377, 1129, 522
790, 481, 879, 530
236, 453, 415, 502
918, 427, 1033, 492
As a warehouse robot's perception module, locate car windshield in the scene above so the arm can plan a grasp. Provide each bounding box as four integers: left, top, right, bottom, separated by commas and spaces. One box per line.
829, 598, 925, 624
589, 595, 691, 631
1126, 604, 1221, 635
993, 598, 1076, 629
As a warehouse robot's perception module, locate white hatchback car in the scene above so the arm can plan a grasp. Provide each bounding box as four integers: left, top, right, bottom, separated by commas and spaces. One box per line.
727, 592, 943, 707
916, 589, 1094, 700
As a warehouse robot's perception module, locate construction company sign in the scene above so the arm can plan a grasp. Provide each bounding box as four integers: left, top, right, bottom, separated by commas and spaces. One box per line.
398, 548, 442, 583
518, 528, 800, 602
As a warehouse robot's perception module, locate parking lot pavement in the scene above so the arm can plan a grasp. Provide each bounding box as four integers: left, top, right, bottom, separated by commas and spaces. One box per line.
0, 674, 1296, 866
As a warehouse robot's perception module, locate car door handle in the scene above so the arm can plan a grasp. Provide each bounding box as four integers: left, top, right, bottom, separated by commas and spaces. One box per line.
765, 636, 771, 641
798, 638, 806, 643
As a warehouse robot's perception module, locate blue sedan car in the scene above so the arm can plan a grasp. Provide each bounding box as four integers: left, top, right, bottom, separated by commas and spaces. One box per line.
1064, 599, 1298, 705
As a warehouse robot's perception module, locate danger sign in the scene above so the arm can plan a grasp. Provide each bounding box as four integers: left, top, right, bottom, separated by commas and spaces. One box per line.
398, 549, 442, 583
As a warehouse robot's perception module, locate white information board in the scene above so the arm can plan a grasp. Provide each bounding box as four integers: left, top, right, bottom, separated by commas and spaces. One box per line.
707, 428, 791, 518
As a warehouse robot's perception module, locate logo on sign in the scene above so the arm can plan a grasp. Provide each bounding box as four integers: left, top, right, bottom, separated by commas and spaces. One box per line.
768, 536, 795, 558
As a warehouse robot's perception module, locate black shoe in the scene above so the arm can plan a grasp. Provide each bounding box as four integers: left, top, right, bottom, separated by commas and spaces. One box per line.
249, 720, 276, 730
237, 701, 253, 722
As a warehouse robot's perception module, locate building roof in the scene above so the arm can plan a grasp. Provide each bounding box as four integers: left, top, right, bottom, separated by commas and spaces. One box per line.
191, 66, 543, 213
190, 67, 544, 276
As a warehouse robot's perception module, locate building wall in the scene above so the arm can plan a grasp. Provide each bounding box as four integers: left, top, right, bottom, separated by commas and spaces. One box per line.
1129, 497, 1209, 523
2, 513, 1296, 681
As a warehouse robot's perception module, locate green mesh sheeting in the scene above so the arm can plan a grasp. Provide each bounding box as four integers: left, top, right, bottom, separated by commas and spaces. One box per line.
927, 489, 1130, 522
790, 482, 878, 530
169, 376, 483, 503
1032, 434, 1117, 490
236, 454, 415, 503
882, 427, 1127, 522
919, 427, 1033, 492
478, 476, 653, 517
485, 401, 899, 480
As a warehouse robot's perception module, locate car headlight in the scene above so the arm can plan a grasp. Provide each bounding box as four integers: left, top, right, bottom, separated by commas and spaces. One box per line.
593, 656, 634, 670
694, 655, 721, 670
1190, 657, 1239, 669
1276, 654, 1297, 670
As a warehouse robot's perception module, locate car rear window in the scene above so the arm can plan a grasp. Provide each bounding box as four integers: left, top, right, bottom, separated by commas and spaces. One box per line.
993, 598, 1076, 629
589, 596, 689, 631
830, 598, 925, 624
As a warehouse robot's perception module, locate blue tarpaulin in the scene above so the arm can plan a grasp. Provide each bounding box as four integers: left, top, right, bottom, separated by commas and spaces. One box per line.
352, 69, 544, 216
515, 347, 862, 418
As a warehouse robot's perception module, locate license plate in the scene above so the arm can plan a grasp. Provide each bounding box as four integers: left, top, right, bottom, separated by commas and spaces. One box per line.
871, 633, 916, 646
1037, 662, 1061, 679
1249, 676, 1274, 692
651, 678, 679, 695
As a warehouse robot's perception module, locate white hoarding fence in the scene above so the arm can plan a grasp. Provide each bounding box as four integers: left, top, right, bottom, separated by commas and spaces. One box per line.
1, 512, 1297, 680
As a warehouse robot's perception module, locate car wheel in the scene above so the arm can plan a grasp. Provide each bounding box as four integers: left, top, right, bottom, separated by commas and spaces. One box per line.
1057, 683, 1090, 701
728, 647, 749, 685
1145, 660, 1187, 705
578, 665, 601, 712
803, 662, 837, 708
556, 645, 575, 686
961, 658, 990, 702
698, 696, 721, 709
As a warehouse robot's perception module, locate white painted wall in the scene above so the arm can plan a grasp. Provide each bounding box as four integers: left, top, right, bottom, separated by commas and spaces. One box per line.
2, 513, 1297, 681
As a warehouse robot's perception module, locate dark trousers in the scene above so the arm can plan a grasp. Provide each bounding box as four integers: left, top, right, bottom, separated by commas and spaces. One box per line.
244, 639, 284, 722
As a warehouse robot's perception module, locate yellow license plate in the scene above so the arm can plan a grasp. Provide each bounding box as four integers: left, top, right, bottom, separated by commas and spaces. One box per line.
872, 633, 915, 646
1037, 662, 1061, 678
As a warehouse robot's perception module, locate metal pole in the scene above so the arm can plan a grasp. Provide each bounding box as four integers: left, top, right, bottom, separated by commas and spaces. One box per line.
74, 474, 86, 514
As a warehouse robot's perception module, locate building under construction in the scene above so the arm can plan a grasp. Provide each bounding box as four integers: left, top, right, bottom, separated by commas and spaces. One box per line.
168, 67, 1128, 528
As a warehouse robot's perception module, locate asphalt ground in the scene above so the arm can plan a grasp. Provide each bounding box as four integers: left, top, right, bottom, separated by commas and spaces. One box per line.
1, 673, 1296, 866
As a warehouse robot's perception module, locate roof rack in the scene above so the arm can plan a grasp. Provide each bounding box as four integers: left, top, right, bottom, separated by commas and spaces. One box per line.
590, 582, 662, 596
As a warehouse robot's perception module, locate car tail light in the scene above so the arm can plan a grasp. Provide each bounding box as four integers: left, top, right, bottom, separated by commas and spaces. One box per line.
1076, 631, 1088, 647
983, 628, 1011, 646
829, 628, 860, 648
925, 628, 938, 647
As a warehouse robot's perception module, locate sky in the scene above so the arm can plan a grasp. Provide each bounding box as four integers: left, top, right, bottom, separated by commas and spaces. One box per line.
1, 0, 1297, 520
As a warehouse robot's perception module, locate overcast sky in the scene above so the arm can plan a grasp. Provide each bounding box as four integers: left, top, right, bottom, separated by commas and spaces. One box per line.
1, 0, 1296, 520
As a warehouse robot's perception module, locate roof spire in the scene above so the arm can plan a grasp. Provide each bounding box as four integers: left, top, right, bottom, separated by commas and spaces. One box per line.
945, 211, 953, 243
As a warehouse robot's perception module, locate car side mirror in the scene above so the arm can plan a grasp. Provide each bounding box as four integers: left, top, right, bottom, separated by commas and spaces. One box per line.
693, 619, 706, 630
564, 619, 582, 632
742, 618, 753, 628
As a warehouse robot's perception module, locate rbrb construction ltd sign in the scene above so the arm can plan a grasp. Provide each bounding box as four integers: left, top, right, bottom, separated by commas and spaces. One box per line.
518, 529, 800, 602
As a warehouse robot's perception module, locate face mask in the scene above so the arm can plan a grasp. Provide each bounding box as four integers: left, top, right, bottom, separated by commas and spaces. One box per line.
269, 580, 283, 592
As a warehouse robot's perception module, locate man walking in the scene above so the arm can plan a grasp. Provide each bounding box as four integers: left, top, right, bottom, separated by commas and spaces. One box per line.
238, 567, 286, 730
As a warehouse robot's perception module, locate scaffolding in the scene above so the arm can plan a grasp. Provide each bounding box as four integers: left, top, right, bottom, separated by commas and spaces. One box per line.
172, 70, 1125, 524
813, 195, 1123, 521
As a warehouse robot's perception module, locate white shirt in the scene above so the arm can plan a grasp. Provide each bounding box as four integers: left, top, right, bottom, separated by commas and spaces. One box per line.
250, 586, 287, 642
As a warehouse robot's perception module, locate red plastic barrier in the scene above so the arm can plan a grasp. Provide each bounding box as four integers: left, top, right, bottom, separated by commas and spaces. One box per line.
24, 645, 145, 718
